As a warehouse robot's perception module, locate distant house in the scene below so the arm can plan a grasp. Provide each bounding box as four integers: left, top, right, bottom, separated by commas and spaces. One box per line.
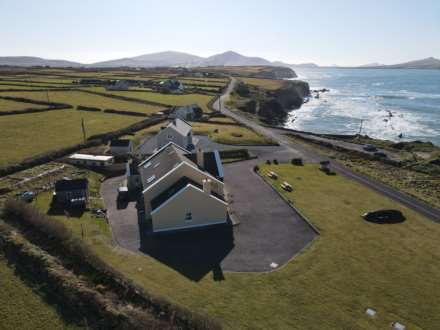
137, 142, 227, 233
169, 104, 203, 121
54, 178, 89, 207
156, 118, 193, 150
109, 139, 133, 156
79, 79, 108, 85
159, 79, 184, 93
67, 154, 114, 168
106, 80, 130, 91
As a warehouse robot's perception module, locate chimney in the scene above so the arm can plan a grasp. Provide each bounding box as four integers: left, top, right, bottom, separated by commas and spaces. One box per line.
197, 148, 204, 168
202, 178, 211, 194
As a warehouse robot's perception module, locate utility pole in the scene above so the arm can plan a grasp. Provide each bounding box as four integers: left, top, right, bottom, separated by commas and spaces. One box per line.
358, 119, 364, 136
81, 118, 87, 143
46, 90, 50, 103
219, 94, 222, 112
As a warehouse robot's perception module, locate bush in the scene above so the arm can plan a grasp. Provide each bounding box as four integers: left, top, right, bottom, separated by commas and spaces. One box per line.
266, 160, 271, 165
273, 159, 278, 165
291, 158, 303, 166
231, 132, 243, 138
77, 105, 101, 112
253, 165, 259, 172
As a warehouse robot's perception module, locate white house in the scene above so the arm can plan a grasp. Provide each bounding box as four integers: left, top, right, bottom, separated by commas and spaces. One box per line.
137, 142, 227, 233
169, 104, 202, 121
109, 139, 133, 156
157, 118, 193, 150
67, 154, 114, 168
106, 80, 130, 91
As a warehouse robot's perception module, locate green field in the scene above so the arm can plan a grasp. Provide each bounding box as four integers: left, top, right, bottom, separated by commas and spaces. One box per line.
0, 98, 47, 111
31, 162, 440, 329
85, 88, 215, 113
0, 256, 82, 329
0, 109, 141, 166
136, 119, 277, 146
0, 90, 164, 114
239, 77, 286, 90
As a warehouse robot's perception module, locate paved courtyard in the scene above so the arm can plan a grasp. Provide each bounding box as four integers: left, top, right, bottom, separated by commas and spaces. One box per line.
101, 145, 317, 280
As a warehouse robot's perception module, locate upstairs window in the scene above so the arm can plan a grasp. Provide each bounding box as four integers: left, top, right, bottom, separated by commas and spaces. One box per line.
185, 211, 192, 222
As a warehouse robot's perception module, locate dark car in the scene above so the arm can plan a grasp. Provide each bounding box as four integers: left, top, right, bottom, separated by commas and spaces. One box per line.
362, 209, 405, 224
373, 151, 388, 158
363, 144, 377, 152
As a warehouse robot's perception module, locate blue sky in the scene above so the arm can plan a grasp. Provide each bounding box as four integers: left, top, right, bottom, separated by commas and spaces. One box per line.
1, 0, 439, 66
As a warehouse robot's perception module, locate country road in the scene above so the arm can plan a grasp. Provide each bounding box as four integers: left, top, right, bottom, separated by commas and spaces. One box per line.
214, 78, 440, 223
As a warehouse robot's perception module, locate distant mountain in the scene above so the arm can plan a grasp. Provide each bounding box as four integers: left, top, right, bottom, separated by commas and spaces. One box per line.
0, 56, 82, 67
91, 51, 203, 68
386, 57, 440, 69
356, 57, 440, 69
198, 51, 272, 66
272, 61, 319, 68
0, 51, 322, 69
359, 62, 384, 68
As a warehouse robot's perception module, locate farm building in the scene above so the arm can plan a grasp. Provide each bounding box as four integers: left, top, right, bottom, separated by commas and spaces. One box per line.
67, 153, 114, 168
54, 178, 89, 207
106, 80, 130, 91
159, 79, 184, 93
137, 142, 227, 233
169, 104, 203, 121
109, 139, 133, 156
156, 118, 194, 150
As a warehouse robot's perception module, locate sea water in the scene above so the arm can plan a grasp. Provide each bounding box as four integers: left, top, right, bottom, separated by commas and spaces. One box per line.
286, 68, 440, 146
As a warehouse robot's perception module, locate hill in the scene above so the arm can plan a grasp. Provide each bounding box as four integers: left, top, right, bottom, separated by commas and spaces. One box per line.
0, 51, 320, 69
357, 57, 440, 69
0, 56, 82, 67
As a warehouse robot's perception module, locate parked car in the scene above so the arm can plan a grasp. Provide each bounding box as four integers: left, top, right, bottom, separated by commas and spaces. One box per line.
373, 151, 388, 158
363, 144, 377, 152
20, 191, 35, 203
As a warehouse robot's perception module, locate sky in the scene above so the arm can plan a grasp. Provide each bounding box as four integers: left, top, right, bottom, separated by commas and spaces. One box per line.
0, 0, 439, 66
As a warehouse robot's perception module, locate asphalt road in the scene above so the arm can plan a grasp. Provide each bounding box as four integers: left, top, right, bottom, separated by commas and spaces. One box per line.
215, 78, 440, 223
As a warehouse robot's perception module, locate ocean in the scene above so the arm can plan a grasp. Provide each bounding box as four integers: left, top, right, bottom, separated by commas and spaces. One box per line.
286, 68, 440, 146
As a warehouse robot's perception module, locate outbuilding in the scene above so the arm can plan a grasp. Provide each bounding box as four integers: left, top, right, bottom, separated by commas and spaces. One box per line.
109, 139, 133, 156
54, 178, 89, 207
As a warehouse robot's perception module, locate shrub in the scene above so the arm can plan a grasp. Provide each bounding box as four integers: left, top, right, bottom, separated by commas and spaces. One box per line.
231, 132, 243, 138
77, 105, 101, 112
273, 159, 278, 165
266, 160, 271, 165
253, 165, 260, 172
291, 158, 303, 166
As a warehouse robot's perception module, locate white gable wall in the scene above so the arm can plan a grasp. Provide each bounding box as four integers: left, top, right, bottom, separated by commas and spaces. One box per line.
143, 162, 224, 215
151, 184, 227, 232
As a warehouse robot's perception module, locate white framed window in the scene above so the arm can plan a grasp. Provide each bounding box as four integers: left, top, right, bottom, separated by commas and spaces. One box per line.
147, 175, 156, 184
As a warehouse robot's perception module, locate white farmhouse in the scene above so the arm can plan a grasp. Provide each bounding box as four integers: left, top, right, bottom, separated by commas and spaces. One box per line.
157, 118, 193, 150
138, 142, 227, 233
67, 154, 114, 168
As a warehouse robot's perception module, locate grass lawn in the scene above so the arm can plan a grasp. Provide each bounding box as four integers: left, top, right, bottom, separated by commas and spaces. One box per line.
238, 77, 286, 90
0, 257, 83, 329
134, 119, 277, 146
86, 88, 215, 113
33, 163, 440, 329
0, 98, 47, 111
0, 109, 142, 166
33, 170, 112, 246
0, 90, 164, 114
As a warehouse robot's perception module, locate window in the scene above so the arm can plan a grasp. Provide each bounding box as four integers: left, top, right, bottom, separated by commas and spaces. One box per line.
167, 134, 173, 140
147, 175, 156, 184
143, 161, 151, 169
185, 211, 192, 222
153, 162, 160, 168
